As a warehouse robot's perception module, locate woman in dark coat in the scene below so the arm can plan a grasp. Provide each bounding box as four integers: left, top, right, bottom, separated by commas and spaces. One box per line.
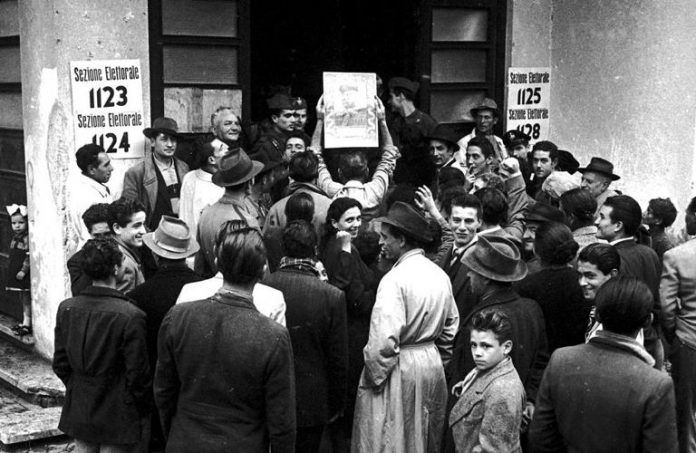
154, 220, 296, 453
515, 221, 592, 353
320, 198, 379, 441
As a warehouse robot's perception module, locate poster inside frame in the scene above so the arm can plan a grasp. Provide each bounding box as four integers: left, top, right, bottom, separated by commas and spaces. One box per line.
506, 67, 551, 143
323, 72, 378, 149
70, 59, 146, 158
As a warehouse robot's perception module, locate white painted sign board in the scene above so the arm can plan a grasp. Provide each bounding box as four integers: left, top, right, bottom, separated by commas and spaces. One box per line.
506, 67, 551, 142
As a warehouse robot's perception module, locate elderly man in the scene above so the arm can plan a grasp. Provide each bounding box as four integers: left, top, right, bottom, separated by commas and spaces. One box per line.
352, 202, 459, 453
68, 143, 113, 248
578, 157, 620, 215
531, 277, 677, 452
457, 98, 506, 163
123, 117, 190, 231
209, 106, 242, 154
661, 196, 696, 453
250, 94, 296, 163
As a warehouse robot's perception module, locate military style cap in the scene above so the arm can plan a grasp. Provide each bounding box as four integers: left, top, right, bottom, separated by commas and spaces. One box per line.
503, 130, 531, 148
292, 97, 307, 109
388, 77, 419, 95
267, 94, 294, 110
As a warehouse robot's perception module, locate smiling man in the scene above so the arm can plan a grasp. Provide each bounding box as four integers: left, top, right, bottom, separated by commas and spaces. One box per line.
108, 198, 147, 292
123, 117, 190, 231
457, 98, 506, 163
210, 106, 242, 154
465, 136, 496, 179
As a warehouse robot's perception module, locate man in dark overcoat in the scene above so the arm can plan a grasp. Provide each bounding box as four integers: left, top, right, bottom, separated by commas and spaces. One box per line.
53, 238, 151, 452
263, 220, 348, 453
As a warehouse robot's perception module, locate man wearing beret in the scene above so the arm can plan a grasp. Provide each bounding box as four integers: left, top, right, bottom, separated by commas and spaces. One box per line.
250, 93, 297, 164
457, 98, 507, 163
123, 117, 190, 231
387, 77, 438, 186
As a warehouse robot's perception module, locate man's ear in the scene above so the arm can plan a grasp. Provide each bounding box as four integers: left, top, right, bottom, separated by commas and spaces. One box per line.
552, 158, 559, 170
502, 339, 513, 355
610, 268, 619, 278
148, 137, 156, 148
111, 223, 121, 236
271, 114, 279, 125
207, 154, 217, 167
614, 220, 625, 235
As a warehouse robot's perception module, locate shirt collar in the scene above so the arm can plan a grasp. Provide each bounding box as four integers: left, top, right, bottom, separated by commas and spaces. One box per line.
610, 237, 634, 246
79, 173, 110, 196
393, 248, 424, 268
478, 225, 502, 236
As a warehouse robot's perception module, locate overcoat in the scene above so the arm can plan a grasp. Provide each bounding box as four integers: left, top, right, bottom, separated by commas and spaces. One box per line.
52, 286, 151, 444
155, 290, 296, 453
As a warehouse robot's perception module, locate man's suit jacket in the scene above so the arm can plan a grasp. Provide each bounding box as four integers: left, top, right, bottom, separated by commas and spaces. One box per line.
437, 241, 478, 322
661, 239, 696, 347
122, 152, 189, 222
530, 333, 678, 452
263, 267, 348, 427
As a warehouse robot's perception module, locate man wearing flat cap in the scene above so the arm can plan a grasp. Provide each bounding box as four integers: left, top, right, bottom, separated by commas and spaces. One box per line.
352, 201, 459, 453
123, 117, 190, 231
250, 93, 297, 164
579, 157, 620, 216
194, 149, 265, 277
387, 77, 438, 186
128, 215, 202, 451
457, 98, 507, 164
443, 235, 548, 452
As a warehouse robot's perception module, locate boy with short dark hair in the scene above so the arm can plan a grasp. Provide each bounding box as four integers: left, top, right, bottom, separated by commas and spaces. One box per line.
108, 197, 148, 292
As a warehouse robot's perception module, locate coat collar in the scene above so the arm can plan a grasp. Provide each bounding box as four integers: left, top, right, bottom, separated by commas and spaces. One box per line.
392, 248, 424, 268
590, 330, 655, 366
286, 182, 328, 198
79, 285, 131, 301
211, 287, 256, 311
461, 287, 519, 326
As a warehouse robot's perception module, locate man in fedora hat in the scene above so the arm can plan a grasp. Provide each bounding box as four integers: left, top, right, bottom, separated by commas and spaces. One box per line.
194, 149, 265, 278
427, 123, 466, 176
457, 98, 506, 163
442, 235, 547, 451
123, 117, 190, 231
579, 156, 620, 215
128, 215, 202, 451
353, 201, 458, 453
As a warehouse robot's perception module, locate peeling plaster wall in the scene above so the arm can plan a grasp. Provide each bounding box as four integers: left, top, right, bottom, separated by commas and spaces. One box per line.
18, 0, 150, 359
549, 0, 696, 214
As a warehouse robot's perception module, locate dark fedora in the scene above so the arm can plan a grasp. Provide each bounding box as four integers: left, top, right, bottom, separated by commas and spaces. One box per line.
143, 215, 199, 260
212, 149, 264, 187
470, 98, 500, 118
426, 124, 461, 152
375, 201, 433, 243
462, 235, 527, 282
577, 157, 620, 181
143, 117, 181, 139
526, 202, 566, 224
388, 77, 420, 95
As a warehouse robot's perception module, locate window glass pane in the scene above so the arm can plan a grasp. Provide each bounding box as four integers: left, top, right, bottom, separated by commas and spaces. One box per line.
0, 93, 22, 129
0, 133, 25, 173
431, 50, 486, 83
0, 1, 19, 37
432, 8, 488, 42
163, 46, 238, 84
430, 90, 486, 123
165, 87, 242, 132
162, 0, 237, 37
0, 47, 20, 83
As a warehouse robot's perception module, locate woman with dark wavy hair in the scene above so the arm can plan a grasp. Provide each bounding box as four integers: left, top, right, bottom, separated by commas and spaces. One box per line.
515, 221, 592, 352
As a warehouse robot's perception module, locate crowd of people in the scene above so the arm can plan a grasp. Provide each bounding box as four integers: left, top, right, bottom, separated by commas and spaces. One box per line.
43, 76, 693, 453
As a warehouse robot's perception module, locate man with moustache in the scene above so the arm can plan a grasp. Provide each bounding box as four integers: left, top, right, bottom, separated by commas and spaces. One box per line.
123, 117, 190, 231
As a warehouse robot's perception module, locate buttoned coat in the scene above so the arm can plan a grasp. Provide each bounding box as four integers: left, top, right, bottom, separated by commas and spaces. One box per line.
529, 334, 678, 452
52, 286, 151, 445
450, 357, 525, 453
122, 152, 189, 225
263, 267, 348, 427
155, 291, 296, 453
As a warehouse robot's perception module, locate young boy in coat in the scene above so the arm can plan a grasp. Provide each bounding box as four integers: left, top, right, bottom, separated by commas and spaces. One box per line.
449, 309, 525, 453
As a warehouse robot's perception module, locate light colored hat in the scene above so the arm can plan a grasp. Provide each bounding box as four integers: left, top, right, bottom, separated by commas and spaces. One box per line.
143, 216, 199, 259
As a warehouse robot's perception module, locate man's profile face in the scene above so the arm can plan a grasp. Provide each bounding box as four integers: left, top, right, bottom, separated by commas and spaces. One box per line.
113, 211, 147, 248
379, 225, 402, 261
450, 206, 481, 248
595, 205, 618, 241
89, 221, 111, 239
532, 150, 556, 179
522, 222, 539, 254
430, 140, 453, 167
466, 145, 490, 176
293, 109, 307, 131
581, 171, 610, 198
475, 109, 498, 135
151, 133, 177, 160
388, 90, 402, 112
272, 110, 296, 133
90, 152, 113, 183
214, 111, 241, 144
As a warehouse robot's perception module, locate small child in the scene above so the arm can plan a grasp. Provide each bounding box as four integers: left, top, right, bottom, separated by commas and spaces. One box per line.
449, 309, 525, 453
5, 204, 31, 336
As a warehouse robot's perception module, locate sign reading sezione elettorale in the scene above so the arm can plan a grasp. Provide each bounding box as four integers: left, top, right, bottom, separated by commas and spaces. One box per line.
70, 59, 145, 158
506, 67, 551, 143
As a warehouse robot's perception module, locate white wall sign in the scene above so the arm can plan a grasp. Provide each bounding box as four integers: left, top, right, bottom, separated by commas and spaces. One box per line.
70, 59, 146, 158
506, 67, 551, 142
